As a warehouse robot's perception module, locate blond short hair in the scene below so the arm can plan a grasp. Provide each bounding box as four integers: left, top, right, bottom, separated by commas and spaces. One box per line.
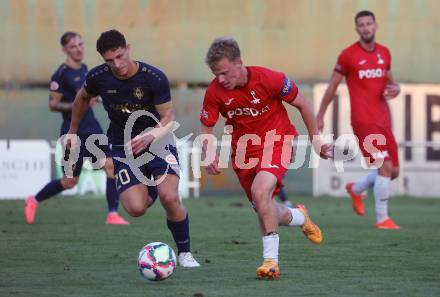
205, 37, 241, 68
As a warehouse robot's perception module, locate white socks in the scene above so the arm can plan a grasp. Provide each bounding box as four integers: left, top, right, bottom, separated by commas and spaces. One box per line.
288, 208, 305, 226
353, 169, 378, 194
262, 233, 279, 262
374, 175, 391, 223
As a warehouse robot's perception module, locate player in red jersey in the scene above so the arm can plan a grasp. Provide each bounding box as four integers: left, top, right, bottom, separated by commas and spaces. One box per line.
200, 37, 332, 279
317, 11, 401, 230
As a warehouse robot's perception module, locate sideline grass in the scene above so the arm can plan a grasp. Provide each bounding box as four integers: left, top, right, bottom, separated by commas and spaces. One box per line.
1, 195, 440, 297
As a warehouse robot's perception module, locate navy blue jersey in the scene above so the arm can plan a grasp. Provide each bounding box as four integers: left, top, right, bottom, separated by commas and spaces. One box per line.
50, 63, 103, 135
83, 62, 171, 145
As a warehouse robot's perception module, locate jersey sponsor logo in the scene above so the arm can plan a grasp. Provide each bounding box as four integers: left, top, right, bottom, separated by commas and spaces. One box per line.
73, 76, 81, 82
133, 87, 144, 100
250, 91, 261, 104
107, 89, 117, 94
225, 98, 235, 105
50, 81, 59, 91
281, 76, 293, 97
226, 105, 270, 119
358, 68, 386, 79
377, 54, 385, 65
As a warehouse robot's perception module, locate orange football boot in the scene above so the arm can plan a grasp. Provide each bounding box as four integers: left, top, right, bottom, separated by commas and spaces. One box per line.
297, 204, 323, 244
256, 259, 280, 280
346, 182, 366, 216
106, 213, 130, 225
376, 218, 401, 230
24, 196, 38, 224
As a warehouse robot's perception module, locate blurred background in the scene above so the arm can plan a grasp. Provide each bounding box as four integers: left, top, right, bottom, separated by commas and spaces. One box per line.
1, 0, 439, 198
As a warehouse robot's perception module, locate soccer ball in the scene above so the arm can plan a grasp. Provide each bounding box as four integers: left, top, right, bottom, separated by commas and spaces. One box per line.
137, 242, 177, 281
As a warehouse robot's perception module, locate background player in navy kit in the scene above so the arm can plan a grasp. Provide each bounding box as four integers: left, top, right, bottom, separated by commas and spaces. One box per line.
66, 30, 200, 267
24, 32, 129, 225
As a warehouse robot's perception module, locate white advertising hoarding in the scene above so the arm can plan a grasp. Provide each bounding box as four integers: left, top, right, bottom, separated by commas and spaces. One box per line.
0, 140, 51, 199
313, 84, 440, 198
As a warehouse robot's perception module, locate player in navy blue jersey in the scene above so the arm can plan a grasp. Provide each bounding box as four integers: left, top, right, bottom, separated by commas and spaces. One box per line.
24, 32, 129, 225
66, 30, 200, 267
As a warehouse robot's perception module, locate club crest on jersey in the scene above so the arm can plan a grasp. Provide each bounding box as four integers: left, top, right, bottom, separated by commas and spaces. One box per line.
133, 87, 144, 100
377, 54, 384, 65
50, 81, 59, 91
281, 76, 293, 97
250, 91, 260, 104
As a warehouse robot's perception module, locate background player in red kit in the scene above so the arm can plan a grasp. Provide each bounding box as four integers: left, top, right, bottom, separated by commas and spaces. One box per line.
317, 11, 401, 230
200, 37, 332, 279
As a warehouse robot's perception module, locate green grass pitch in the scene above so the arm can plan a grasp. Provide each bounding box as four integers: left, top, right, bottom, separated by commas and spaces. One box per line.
1, 195, 440, 297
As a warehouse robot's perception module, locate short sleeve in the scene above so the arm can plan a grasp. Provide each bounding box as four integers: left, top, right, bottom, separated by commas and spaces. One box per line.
386, 47, 392, 71
83, 73, 99, 97
264, 69, 299, 103
49, 72, 65, 94
153, 70, 171, 105
334, 50, 349, 75
200, 85, 220, 127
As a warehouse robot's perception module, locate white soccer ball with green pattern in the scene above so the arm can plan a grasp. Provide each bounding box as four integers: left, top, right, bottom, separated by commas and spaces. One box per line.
138, 242, 177, 281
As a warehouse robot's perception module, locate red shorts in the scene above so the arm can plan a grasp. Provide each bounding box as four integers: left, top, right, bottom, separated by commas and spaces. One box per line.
232, 143, 293, 202
352, 123, 399, 167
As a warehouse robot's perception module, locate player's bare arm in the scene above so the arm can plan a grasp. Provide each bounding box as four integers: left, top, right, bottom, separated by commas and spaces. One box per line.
48, 91, 73, 112
316, 71, 344, 131
130, 102, 178, 155
200, 123, 221, 175
290, 92, 333, 159
68, 86, 93, 134
383, 70, 400, 99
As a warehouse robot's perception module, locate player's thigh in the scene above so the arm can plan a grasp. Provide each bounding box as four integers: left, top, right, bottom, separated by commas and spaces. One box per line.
119, 183, 152, 217
156, 173, 179, 197
251, 171, 278, 203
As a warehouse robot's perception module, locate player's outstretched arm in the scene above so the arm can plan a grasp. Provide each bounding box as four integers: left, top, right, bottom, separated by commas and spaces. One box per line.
68, 87, 93, 134
200, 123, 221, 175
48, 91, 72, 112
383, 70, 400, 100
290, 93, 333, 159
130, 102, 177, 154
316, 71, 343, 131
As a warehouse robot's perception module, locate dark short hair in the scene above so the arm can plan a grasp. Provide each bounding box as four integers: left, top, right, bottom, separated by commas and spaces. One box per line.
60, 32, 80, 46
355, 10, 376, 24
205, 37, 241, 68
96, 29, 127, 54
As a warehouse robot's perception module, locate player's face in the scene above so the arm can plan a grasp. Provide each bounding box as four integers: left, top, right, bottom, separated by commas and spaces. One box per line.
63, 36, 84, 62
210, 57, 244, 90
101, 46, 131, 77
355, 16, 376, 43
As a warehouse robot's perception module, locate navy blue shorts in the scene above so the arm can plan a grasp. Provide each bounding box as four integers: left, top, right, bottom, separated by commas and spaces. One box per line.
62, 134, 111, 177
110, 144, 180, 200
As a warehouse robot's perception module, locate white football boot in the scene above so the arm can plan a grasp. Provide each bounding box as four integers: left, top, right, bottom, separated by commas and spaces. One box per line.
178, 252, 201, 267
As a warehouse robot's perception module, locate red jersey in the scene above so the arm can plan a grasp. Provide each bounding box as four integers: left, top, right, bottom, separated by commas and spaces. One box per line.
335, 42, 392, 127
200, 66, 299, 155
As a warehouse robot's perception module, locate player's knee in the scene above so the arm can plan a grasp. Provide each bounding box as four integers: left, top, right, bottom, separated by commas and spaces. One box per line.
391, 167, 400, 180
379, 161, 393, 176
160, 193, 181, 211
124, 204, 147, 217
61, 177, 78, 189
251, 186, 271, 206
